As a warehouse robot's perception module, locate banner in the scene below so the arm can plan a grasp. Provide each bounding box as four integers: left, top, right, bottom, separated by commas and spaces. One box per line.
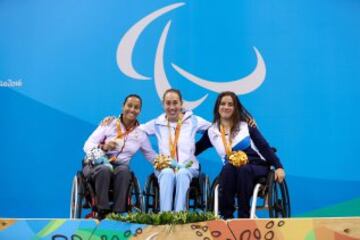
1, 0, 360, 217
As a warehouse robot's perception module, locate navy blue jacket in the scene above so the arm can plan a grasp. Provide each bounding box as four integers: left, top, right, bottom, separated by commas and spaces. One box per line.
195, 126, 283, 169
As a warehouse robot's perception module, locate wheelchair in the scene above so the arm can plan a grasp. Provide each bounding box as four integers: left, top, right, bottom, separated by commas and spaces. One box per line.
143, 170, 210, 213
209, 169, 291, 218
69, 168, 143, 219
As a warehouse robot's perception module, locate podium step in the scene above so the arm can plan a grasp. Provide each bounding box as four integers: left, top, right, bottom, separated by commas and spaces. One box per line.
0, 217, 359, 240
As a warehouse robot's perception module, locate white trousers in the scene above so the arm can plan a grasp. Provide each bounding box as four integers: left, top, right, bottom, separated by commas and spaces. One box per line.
155, 167, 199, 212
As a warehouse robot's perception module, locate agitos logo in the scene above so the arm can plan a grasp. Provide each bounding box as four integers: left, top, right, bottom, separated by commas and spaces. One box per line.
116, 2, 266, 110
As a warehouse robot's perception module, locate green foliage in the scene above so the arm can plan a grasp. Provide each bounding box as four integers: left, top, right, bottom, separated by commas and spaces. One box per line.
108, 211, 217, 225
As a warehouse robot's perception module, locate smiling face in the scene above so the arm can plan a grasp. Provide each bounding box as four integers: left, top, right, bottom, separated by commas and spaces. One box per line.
218, 95, 235, 121
122, 96, 141, 123
163, 91, 183, 122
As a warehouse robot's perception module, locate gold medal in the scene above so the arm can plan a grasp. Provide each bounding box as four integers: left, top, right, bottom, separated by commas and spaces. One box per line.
220, 124, 248, 167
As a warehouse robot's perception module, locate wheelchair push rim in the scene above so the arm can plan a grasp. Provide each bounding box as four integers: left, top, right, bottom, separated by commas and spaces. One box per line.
126, 176, 144, 213
144, 174, 160, 213
267, 172, 291, 218
70, 174, 84, 219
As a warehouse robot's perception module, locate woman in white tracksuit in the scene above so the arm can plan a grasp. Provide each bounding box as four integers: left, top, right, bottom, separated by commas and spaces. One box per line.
141, 89, 210, 212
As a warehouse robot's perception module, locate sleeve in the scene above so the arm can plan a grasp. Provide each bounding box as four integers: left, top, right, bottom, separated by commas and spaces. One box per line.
195, 116, 211, 133
249, 126, 283, 169
83, 124, 107, 155
139, 119, 156, 135
195, 129, 213, 156
140, 134, 157, 164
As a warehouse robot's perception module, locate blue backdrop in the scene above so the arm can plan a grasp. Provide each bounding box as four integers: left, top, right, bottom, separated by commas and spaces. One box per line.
1, 0, 360, 217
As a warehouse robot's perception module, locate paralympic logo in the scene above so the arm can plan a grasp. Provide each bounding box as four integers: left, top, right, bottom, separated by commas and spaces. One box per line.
116, 2, 266, 110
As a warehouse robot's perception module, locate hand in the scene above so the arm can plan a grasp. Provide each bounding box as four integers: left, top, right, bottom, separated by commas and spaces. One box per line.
100, 116, 116, 126
169, 160, 178, 169
102, 141, 117, 151
247, 118, 257, 128
177, 163, 185, 169
274, 168, 285, 183
108, 156, 117, 162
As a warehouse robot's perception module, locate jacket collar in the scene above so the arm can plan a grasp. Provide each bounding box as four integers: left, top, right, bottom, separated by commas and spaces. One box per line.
209, 121, 248, 137
155, 110, 193, 126
209, 122, 221, 136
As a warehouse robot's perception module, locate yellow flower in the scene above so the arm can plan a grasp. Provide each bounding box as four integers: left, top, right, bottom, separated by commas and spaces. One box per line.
228, 151, 248, 167
153, 154, 171, 170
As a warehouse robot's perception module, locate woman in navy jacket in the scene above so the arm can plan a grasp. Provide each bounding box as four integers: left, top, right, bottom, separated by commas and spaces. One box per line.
196, 91, 285, 219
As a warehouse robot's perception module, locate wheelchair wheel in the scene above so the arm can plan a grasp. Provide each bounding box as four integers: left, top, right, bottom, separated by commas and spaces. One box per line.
187, 173, 210, 211
70, 172, 85, 218
267, 171, 291, 218
209, 176, 220, 212
202, 174, 210, 211
70, 171, 97, 219
144, 174, 160, 213
186, 180, 200, 211
126, 174, 144, 213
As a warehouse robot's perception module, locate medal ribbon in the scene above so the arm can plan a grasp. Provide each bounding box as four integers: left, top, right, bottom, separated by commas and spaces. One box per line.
111, 118, 138, 157
168, 117, 183, 160
220, 125, 232, 157
116, 118, 137, 139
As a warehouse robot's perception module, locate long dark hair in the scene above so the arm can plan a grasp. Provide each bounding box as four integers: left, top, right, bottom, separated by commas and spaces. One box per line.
213, 91, 253, 135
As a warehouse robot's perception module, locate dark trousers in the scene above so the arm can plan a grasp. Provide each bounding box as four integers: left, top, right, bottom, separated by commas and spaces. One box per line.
83, 164, 132, 213
219, 163, 269, 219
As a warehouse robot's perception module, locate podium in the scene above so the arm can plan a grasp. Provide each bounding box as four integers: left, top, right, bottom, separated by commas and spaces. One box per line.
1, 217, 360, 239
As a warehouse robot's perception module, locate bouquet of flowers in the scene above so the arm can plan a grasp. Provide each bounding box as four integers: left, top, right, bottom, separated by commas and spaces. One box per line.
153, 154, 172, 170
228, 151, 248, 167
86, 147, 114, 171
153, 155, 194, 171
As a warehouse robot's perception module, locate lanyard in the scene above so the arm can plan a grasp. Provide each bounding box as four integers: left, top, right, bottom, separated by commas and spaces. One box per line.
114, 118, 137, 154
220, 124, 232, 157
167, 117, 183, 160
116, 118, 137, 139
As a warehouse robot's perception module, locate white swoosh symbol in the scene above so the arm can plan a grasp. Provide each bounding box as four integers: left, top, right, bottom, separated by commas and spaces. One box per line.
117, 2, 266, 109
171, 47, 266, 94
116, 2, 185, 80
154, 21, 208, 110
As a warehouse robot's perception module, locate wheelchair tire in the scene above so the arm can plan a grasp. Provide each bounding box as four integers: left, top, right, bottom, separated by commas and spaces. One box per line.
202, 175, 210, 211
144, 174, 160, 213
126, 175, 144, 213
70, 172, 85, 219
185, 185, 198, 210
267, 171, 291, 218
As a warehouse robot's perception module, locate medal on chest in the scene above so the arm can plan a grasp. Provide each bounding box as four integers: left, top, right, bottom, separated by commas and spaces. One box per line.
220, 124, 248, 167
